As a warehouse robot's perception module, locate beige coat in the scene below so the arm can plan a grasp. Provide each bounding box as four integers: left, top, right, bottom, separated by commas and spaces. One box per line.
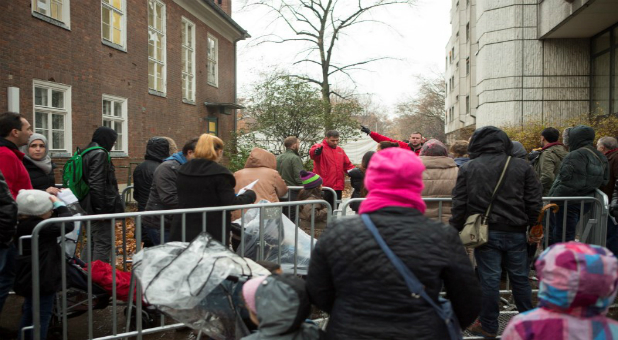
419, 156, 458, 224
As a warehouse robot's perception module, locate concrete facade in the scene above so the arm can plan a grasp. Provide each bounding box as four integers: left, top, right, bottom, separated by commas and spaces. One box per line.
0, 0, 248, 183
445, 0, 618, 139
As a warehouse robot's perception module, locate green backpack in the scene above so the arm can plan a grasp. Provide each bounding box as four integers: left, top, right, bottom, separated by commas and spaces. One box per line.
62, 146, 110, 200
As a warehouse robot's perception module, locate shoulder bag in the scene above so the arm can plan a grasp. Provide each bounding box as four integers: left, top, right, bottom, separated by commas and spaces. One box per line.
360, 214, 463, 340
459, 156, 511, 248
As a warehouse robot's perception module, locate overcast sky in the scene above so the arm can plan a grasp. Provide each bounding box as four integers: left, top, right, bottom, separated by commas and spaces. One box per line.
232, 0, 451, 114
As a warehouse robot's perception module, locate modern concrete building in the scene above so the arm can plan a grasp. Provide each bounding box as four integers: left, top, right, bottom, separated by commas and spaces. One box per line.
445, 0, 618, 140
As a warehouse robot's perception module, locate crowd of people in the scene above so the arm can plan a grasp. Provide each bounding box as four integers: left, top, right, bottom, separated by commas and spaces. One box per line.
1, 109, 618, 339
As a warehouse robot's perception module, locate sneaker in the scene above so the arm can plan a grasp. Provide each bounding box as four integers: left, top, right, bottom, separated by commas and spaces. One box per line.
467, 320, 497, 339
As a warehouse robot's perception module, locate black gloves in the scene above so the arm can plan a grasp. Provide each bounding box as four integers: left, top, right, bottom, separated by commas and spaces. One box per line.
314, 146, 323, 156
242, 189, 257, 202
360, 125, 371, 135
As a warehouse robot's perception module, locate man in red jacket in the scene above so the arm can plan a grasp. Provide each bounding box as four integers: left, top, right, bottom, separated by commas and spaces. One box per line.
310, 130, 354, 210
361, 125, 424, 155
0, 112, 32, 336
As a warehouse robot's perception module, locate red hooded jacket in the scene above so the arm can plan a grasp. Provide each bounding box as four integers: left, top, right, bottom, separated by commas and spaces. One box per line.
0, 138, 32, 198
309, 139, 354, 190
369, 131, 422, 155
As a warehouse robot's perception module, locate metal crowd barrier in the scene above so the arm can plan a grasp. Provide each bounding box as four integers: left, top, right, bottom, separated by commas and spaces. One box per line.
22, 200, 330, 340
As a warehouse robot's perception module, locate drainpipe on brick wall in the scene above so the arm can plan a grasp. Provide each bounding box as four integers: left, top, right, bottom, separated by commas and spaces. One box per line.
233, 38, 240, 134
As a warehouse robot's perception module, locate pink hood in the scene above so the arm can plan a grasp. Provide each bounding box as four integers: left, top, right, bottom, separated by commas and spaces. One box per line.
359, 148, 426, 214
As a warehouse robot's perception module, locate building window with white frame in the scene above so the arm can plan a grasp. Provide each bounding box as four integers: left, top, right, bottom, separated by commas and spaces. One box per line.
102, 95, 128, 153
207, 35, 218, 87
32, 0, 71, 28
148, 0, 166, 94
181, 18, 196, 102
33, 80, 72, 154
101, 0, 126, 48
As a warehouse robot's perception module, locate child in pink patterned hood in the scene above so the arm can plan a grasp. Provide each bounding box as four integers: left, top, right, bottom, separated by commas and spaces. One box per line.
502, 242, 618, 340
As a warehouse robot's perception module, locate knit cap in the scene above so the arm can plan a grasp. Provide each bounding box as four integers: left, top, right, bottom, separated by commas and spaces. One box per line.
242, 275, 268, 314
299, 170, 323, 189
16, 189, 53, 216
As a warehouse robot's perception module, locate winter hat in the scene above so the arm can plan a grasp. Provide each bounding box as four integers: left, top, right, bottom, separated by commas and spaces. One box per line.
536, 242, 618, 317
359, 148, 426, 214
419, 139, 448, 156
300, 170, 323, 189
242, 276, 268, 314
16, 189, 53, 216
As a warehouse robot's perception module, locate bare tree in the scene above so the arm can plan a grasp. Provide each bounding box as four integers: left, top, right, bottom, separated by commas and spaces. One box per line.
245, 0, 415, 130
394, 73, 446, 141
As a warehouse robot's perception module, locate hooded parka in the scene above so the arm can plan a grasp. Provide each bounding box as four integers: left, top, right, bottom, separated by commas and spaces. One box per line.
132, 137, 170, 211
242, 274, 320, 340
548, 125, 609, 197
80, 127, 123, 215
234, 148, 288, 203
450, 126, 543, 233
533, 143, 568, 197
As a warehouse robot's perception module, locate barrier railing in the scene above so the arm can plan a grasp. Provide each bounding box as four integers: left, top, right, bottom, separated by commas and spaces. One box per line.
22, 200, 330, 340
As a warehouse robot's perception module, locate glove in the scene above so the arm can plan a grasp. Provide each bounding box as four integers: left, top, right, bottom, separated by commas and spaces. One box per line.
314, 146, 323, 156
360, 125, 371, 135
241, 189, 257, 202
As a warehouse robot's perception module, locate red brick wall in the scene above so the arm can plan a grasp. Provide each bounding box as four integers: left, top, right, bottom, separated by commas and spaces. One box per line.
0, 0, 240, 183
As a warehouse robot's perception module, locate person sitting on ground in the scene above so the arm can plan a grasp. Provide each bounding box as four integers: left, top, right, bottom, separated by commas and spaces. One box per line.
306, 147, 481, 339
360, 125, 424, 155
241, 274, 320, 340
502, 242, 618, 340
419, 139, 458, 225
14, 190, 73, 340
376, 141, 398, 151
450, 140, 470, 167
20, 133, 59, 195
348, 151, 375, 213
297, 170, 328, 239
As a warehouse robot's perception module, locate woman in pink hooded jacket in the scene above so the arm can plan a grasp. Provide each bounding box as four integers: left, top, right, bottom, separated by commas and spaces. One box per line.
502, 242, 618, 340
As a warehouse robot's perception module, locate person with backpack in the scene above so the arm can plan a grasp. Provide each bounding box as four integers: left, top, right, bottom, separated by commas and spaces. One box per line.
76, 127, 123, 263
529, 128, 568, 197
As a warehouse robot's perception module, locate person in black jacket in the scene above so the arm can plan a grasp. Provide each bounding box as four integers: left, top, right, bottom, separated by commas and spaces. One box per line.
79, 127, 123, 263
450, 126, 542, 338
20, 133, 59, 194
307, 147, 481, 340
132, 137, 172, 211
170, 134, 256, 245
142, 137, 198, 246
14, 189, 73, 340
348, 151, 374, 213
0, 170, 17, 336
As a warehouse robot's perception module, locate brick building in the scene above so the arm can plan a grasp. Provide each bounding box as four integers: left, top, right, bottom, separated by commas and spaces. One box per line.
0, 0, 248, 182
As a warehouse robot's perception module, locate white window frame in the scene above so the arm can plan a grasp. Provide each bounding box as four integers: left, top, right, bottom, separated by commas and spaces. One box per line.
101, 0, 128, 49
32, 0, 71, 28
181, 17, 196, 103
32, 80, 72, 155
102, 95, 128, 153
148, 0, 167, 95
207, 34, 219, 87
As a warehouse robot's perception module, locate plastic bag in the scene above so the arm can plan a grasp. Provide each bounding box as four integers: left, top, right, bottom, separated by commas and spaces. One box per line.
235, 200, 314, 273
56, 189, 86, 257
132, 233, 269, 339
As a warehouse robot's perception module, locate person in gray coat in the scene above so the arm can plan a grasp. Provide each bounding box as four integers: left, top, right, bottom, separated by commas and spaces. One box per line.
242, 274, 320, 340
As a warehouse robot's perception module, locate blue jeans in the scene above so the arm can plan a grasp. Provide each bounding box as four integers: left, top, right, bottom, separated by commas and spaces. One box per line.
475, 231, 532, 334
606, 216, 618, 256
549, 202, 591, 245
19, 293, 55, 340
0, 244, 17, 316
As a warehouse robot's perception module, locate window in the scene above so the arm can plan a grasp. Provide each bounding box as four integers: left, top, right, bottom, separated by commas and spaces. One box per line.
207, 35, 219, 87
33, 80, 72, 154
32, 0, 70, 27
466, 96, 470, 114
181, 18, 196, 103
148, 0, 166, 94
101, 0, 126, 48
206, 117, 218, 136
102, 95, 128, 152
452, 47, 455, 60
466, 57, 470, 75
466, 23, 470, 42
590, 25, 618, 115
